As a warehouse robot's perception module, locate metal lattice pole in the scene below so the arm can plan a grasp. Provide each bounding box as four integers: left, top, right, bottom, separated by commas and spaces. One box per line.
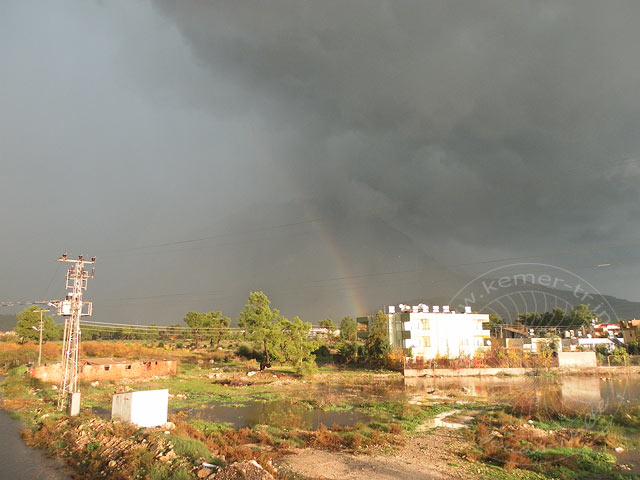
54, 254, 95, 412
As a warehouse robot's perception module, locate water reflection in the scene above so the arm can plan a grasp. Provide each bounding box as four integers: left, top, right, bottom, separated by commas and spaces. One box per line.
181, 399, 371, 429
405, 375, 638, 414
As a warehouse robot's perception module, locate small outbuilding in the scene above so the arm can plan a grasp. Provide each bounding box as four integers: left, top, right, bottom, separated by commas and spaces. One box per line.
29, 358, 177, 383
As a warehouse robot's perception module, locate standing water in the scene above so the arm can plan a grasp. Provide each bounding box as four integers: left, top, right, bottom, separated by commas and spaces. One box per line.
0, 409, 71, 480
0, 376, 71, 480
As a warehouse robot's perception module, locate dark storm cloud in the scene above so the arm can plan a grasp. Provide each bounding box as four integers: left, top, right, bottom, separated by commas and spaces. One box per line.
151, 1, 640, 294
2, 1, 640, 323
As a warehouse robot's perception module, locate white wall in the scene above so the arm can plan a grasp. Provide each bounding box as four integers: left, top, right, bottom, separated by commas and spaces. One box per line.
112, 389, 168, 427
399, 312, 490, 359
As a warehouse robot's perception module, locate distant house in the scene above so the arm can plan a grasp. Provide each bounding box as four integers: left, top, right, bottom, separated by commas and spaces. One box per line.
592, 323, 621, 338
577, 337, 616, 352
620, 319, 640, 344
359, 304, 490, 360
309, 327, 339, 338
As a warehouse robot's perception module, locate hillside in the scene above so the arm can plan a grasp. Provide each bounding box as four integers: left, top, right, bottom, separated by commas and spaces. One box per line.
401, 284, 640, 323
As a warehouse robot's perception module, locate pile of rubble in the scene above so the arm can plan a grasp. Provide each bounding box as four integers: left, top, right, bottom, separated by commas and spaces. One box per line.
201, 460, 273, 480
23, 416, 274, 480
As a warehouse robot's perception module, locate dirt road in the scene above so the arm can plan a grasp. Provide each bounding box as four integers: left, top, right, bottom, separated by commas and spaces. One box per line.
277, 431, 472, 479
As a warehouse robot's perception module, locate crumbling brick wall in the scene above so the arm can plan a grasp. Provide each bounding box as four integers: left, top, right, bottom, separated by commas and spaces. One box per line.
29, 359, 177, 383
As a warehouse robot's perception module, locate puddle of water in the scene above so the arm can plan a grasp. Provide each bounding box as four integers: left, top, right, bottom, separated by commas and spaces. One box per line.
405, 375, 640, 414
0, 377, 72, 480
180, 399, 371, 430
615, 449, 640, 475
420, 410, 468, 430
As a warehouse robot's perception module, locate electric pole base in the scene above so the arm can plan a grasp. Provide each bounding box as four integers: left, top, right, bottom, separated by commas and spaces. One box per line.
68, 392, 81, 416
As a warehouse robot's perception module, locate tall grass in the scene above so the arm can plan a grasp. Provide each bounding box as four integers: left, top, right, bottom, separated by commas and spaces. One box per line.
0, 342, 60, 369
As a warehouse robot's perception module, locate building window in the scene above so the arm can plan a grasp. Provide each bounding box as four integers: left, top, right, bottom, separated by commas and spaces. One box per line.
423, 336, 431, 348
420, 319, 430, 330
104, 366, 110, 371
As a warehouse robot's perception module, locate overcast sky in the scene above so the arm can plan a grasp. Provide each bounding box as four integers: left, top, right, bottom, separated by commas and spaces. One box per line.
2, 1, 640, 324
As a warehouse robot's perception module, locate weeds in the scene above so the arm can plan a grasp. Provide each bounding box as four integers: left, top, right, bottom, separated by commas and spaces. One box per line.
467, 407, 632, 480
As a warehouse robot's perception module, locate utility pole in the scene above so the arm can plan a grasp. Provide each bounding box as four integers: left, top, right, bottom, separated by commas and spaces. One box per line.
33, 308, 49, 366
53, 254, 95, 414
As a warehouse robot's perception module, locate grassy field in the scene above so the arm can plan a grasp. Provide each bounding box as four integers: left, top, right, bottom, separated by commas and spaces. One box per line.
1, 341, 639, 479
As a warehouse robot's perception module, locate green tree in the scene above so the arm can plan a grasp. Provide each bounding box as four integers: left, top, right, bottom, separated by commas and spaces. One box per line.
484, 314, 503, 337
121, 326, 135, 340
238, 292, 283, 370
336, 340, 358, 364
183, 311, 230, 348
207, 312, 231, 347
520, 307, 566, 327
319, 318, 337, 331
339, 316, 357, 341
566, 304, 598, 327
15, 306, 61, 343
272, 316, 318, 373
364, 310, 390, 365
146, 324, 160, 341
238, 292, 318, 372
184, 311, 207, 347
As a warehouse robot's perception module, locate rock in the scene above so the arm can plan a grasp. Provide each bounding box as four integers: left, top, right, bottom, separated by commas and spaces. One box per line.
51, 385, 58, 390
198, 467, 212, 478
209, 460, 274, 480
247, 371, 257, 377
90, 381, 100, 387
158, 450, 177, 462
162, 422, 176, 430
615, 446, 625, 453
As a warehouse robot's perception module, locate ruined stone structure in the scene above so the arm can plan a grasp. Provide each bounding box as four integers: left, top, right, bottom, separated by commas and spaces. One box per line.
29, 358, 177, 383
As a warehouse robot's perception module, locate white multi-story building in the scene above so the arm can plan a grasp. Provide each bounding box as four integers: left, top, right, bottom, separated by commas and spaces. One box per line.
385, 304, 490, 360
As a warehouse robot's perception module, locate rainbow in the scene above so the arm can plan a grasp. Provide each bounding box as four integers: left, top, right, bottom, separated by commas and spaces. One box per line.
311, 218, 368, 317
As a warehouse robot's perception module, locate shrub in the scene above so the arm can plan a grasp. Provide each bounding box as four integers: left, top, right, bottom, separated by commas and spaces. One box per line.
235, 344, 264, 362
336, 341, 358, 364
168, 435, 213, 462
313, 345, 331, 358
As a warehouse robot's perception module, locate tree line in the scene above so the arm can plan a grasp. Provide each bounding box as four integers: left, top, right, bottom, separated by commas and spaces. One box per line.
10, 293, 396, 373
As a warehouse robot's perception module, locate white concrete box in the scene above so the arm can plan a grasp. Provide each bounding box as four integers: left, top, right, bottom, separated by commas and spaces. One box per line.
111, 389, 168, 427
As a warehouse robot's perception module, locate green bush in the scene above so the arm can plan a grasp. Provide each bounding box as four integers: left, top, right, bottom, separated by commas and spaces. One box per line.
313, 345, 331, 358
527, 447, 616, 476
169, 435, 212, 462
235, 343, 264, 361
336, 341, 358, 364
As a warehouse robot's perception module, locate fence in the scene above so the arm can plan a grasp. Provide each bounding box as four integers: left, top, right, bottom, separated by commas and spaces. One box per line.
404, 352, 640, 370
404, 349, 558, 370
599, 354, 640, 367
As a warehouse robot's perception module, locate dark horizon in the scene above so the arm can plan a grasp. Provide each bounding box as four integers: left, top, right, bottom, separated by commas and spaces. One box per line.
2, 1, 640, 325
